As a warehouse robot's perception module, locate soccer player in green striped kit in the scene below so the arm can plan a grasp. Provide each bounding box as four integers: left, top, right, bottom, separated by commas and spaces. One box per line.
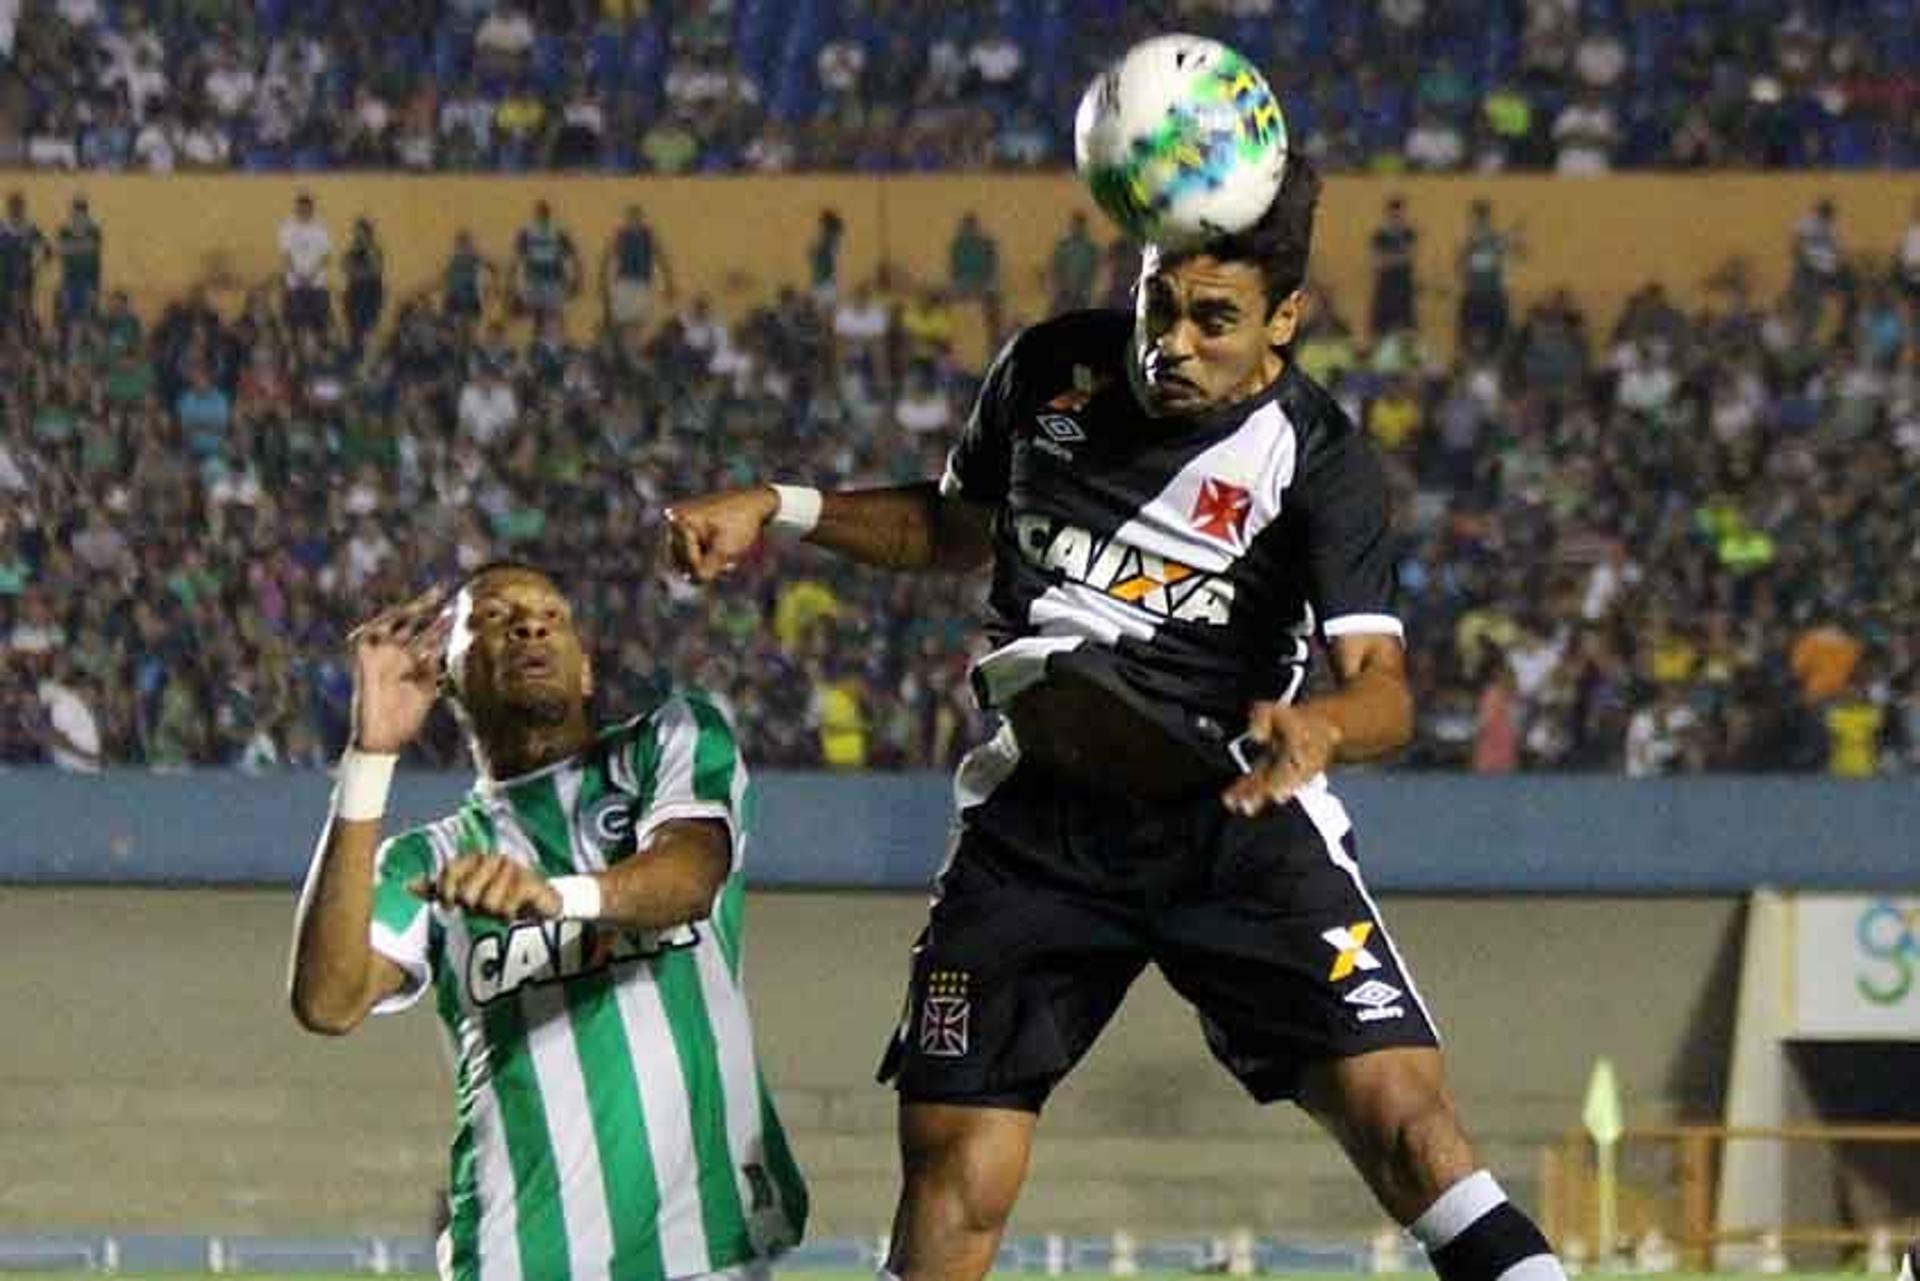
288, 563, 807, 1281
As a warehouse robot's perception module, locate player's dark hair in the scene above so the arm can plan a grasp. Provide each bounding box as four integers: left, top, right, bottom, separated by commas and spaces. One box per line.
1179, 153, 1323, 315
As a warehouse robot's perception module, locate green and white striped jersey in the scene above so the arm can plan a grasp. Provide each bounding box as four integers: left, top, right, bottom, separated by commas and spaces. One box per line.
369, 691, 808, 1281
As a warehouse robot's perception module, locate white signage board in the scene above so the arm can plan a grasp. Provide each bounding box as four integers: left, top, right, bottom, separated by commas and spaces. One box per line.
1791, 894, 1920, 1039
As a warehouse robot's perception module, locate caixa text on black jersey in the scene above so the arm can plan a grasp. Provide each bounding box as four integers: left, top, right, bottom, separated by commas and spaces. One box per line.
1010, 512, 1236, 627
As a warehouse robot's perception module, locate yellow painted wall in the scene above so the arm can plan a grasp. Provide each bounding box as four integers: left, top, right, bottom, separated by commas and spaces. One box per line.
6, 172, 1915, 362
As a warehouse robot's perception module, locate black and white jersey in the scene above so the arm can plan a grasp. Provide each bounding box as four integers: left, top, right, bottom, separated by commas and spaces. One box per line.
942, 309, 1402, 755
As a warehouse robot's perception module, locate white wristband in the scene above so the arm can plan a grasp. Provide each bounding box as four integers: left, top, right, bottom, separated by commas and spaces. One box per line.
549, 875, 604, 921
335, 749, 398, 822
767, 484, 822, 535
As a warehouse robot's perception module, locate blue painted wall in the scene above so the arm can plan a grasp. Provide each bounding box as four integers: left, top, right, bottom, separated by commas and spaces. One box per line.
1, 770, 1914, 891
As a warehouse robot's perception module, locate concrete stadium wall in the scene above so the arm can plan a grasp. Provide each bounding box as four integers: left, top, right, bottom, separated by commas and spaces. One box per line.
3, 172, 1912, 361
0, 887, 1744, 1239
4, 770, 1918, 892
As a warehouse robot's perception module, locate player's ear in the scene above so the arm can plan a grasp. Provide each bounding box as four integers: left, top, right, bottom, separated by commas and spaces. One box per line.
1265, 289, 1307, 349
580, 650, 594, 701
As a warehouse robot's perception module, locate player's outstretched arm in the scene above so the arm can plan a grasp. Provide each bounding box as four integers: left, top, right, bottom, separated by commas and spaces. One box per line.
287, 587, 449, 1036
666, 481, 994, 580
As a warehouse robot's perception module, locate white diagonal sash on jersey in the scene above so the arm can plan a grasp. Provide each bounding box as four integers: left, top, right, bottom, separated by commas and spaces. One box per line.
1110, 401, 1297, 567
1020, 401, 1298, 646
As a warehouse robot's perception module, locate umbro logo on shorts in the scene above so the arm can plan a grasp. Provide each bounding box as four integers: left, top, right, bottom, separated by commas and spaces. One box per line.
1321, 922, 1382, 982
1343, 979, 1406, 1023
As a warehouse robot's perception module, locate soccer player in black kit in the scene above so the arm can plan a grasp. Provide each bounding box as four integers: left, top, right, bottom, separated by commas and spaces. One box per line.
668, 156, 1568, 1281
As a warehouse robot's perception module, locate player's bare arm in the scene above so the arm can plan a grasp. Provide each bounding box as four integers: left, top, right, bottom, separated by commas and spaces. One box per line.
666, 482, 994, 580
286, 586, 450, 1036
414, 817, 730, 930
1223, 632, 1412, 816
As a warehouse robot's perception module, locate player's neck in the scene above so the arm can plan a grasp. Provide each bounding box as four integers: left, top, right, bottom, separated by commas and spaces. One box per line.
471, 715, 596, 783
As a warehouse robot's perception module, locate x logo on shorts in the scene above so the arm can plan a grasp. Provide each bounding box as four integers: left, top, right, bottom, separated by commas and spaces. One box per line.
1321, 922, 1381, 982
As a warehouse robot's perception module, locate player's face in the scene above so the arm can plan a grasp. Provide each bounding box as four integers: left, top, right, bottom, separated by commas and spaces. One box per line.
446, 570, 593, 727
1133, 250, 1303, 416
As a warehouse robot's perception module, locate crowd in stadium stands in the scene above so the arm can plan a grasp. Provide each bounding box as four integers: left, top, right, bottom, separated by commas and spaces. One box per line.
0, 0, 1917, 174
0, 183, 1917, 776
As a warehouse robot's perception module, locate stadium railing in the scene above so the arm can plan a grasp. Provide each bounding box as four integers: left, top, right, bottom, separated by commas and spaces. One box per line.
1544, 1123, 1920, 1270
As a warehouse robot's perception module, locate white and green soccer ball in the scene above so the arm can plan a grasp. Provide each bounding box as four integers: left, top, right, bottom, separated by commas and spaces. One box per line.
1073, 34, 1290, 250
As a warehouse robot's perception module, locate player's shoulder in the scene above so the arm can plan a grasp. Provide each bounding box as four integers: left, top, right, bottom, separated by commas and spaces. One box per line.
991, 308, 1132, 394
376, 807, 472, 867
1274, 360, 1368, 466
603, 686, 738, 749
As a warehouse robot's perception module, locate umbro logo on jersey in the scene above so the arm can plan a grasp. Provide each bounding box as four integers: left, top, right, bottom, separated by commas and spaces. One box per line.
1034, 413, 1086, 461
1035, 413, 1086, 443
1343, 979, 1406, 1022
466, 919, 697, 1005
1012, 514, 1236, 625
1322, 922, 1382, 981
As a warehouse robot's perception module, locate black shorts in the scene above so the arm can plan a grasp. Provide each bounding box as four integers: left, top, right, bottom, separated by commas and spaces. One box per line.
877, 753, 1440, 1109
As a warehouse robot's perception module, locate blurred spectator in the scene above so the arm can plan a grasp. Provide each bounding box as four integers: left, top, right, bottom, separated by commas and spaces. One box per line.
1047, 212, 1099, 315
1823, 675, 1887, 778
1790, 198, 1847, 332
1472, 659, 1521, 774
1552, 90, 1619, 174
808, 658, 870, 769
603, 205, 674, 334
476, 5, 537, 80
441, 230, 497, 327
53, 194, 101, 338
341, 218, 386, 357
278, 191, 332, 336
36, 662, 102, 773
1405, 107, 1465, 171
511, 200, 581, 320
1369, 196, 1419, 339
1900, 197, 1920, 305
1625, 684, 1702, 777
808, 209, 845, 308
1456, 199, 1519, 353
948, 211, 1001, 341
0, 191, 51, 339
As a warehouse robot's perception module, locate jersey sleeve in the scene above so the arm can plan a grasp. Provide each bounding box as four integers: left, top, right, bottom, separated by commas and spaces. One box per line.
618, 691, 749, 873
939, 329, 1024, 505
1297, 424, 1404, 643
368, 828, 438, 1015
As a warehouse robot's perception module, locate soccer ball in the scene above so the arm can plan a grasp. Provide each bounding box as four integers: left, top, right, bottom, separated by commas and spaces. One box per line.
1073, 34, 1289, 250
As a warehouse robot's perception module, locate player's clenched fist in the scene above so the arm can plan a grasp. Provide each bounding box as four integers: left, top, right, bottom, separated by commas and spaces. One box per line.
412, 854, 562, 921
664, 487, 780, 583
347, 585, 452, 755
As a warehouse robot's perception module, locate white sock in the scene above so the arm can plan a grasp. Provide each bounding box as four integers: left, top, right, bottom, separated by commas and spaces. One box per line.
1411, 1170, 1506, 1249
1412, 1171, 1567, 1281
